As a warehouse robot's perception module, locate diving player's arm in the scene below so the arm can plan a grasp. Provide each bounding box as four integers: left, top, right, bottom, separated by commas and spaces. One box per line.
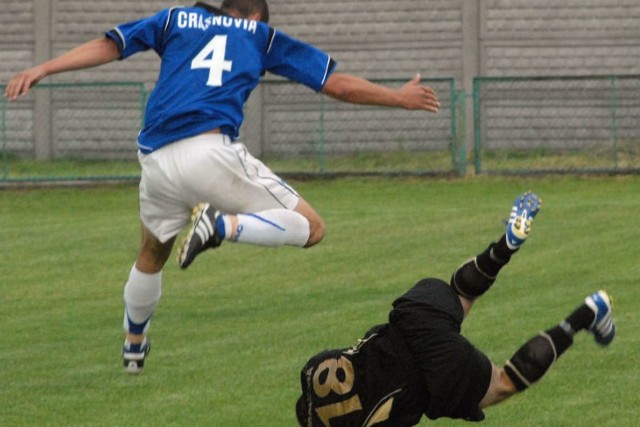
5, 37, 121, 101
321, 72, 440, 113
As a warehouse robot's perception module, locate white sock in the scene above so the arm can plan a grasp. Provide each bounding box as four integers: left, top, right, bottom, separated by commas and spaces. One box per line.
231, 209, 310, 247
123, 265, 162, 335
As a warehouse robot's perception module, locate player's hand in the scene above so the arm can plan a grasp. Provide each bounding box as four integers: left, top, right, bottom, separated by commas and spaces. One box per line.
398, 73, 440, 113
5, 66, 47, 101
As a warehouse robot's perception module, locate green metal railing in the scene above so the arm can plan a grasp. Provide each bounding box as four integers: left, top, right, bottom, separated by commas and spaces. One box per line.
473, 75, 640, 174
0, 82, 147, 182
1, 78, 464, 182
1, 94, 7, 179
4, 75, 637, 183
255, 77, 462, 176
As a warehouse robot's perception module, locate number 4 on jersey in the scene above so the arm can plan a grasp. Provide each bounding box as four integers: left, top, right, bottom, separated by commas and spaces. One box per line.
191, 35, 232, 87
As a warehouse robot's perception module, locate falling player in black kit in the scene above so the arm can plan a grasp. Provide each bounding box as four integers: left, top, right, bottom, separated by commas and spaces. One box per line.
296, 192, 616, 426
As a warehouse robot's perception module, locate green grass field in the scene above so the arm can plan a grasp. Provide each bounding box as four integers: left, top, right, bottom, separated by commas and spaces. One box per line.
1, 176, 638, 426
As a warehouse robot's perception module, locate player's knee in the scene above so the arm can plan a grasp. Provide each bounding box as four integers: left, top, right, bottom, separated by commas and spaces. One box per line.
495, 367, 517, 397
137, 233, 175, 273
450, 257, 495, 299
292, 198, 324, 247
480, 366, 518, 408
305, 216, 325, 247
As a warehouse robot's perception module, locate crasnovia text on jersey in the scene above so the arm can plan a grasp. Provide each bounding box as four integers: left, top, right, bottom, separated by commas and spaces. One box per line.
176, 11, 258, 34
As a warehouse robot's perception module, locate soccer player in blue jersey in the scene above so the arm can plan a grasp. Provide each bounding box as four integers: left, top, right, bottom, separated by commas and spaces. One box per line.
5, 1, 441, 373
296, 192, 616, 426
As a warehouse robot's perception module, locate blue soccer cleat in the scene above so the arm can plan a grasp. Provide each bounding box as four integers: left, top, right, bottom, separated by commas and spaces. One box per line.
123, 340, 151, 374
584, 290, 616, 346
506, 191, 541, 249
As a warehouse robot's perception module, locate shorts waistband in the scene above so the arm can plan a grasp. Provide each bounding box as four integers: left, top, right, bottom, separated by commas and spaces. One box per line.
139, 133, 232, 156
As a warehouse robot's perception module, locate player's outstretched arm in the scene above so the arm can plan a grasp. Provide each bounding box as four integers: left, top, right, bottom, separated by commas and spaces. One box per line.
5, 37, 121, 101
321, 72, 440, 113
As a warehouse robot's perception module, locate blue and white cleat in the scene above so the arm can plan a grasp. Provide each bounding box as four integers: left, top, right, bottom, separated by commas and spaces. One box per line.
584, 290, 616, 346
123, 340, 151, 374
505, 191, 541, 249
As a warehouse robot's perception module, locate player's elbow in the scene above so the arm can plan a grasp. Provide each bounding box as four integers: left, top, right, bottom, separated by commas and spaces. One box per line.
322, 73, 353, 101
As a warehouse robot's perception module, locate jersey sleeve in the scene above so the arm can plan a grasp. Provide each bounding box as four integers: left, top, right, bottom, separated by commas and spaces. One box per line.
265, 29, 337, 92
105, 8, 176, 59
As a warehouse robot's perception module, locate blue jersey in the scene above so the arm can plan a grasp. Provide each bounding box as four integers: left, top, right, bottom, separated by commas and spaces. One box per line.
106, 4, 336, 153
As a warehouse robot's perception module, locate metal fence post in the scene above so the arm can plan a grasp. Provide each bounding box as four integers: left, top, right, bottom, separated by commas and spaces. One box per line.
455, 89, 467, 176
139, 83, 148, 131
34, 87, 53, 160
449, 81, 467, 176
34, 0, 53, 160
472, 78, 482, 174
1, 94, 7, 179
609, 76, 619, 170
243, 84, 264, 157
317, 96, 326, 174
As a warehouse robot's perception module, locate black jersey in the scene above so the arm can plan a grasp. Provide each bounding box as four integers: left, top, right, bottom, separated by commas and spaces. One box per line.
297, 278, 492, 426
297, 323, 426, 427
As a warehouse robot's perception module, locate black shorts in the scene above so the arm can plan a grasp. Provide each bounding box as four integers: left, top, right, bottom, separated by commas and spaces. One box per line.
389, 278, 493, 421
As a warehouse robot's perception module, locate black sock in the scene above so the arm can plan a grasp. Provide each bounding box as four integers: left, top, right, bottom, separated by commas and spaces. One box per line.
493, 235, 518, 260
545, 326, 573, 356
476, 237, 513, 277
560, 304, 595, 335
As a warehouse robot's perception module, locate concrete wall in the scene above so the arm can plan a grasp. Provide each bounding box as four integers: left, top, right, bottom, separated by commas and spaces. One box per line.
4, 0, 637, 86
1, 0, 638, 160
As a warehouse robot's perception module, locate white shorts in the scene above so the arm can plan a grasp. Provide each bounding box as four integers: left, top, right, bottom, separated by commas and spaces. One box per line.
138, 134, 300, 242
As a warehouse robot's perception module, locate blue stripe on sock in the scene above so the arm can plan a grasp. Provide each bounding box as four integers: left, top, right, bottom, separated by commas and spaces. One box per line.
126, 315, 149, 335
247, 213, 286, 231
215, 214, 226, 240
